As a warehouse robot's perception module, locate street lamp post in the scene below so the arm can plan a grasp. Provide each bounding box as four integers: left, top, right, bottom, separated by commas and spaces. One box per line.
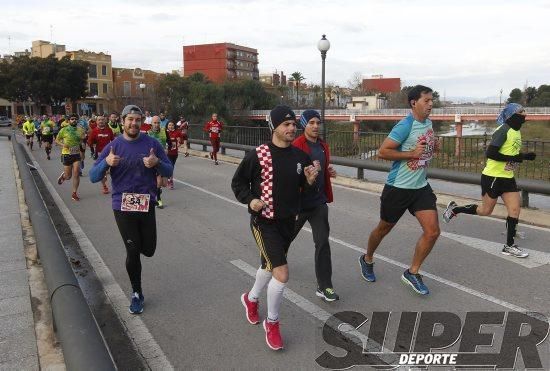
317, 34, 330, 140
139, 83, 146, 110
499, 88, 503, 109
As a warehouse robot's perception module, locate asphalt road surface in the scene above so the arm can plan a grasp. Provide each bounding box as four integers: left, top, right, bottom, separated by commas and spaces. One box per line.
23, 135, 550, 370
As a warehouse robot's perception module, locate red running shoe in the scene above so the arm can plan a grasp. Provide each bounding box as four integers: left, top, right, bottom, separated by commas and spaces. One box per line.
71, 192, 80, 201
240, 293, 260, 325
263, 319, 283, 350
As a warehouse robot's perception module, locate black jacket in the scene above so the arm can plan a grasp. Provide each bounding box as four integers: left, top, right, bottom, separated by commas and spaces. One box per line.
231, 142, 312, 220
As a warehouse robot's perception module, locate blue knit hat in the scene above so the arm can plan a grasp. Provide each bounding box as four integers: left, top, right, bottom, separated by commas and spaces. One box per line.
299, 109, 321, 128
496, 103, 524, 125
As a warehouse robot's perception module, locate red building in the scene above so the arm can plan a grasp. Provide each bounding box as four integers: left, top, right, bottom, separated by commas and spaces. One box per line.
362, 76, 401, 94
183, 43, 259, 83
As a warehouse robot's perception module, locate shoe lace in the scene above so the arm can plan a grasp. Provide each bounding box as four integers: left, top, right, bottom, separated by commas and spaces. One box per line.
413, 273, 424, 285
325, 288, 334, 295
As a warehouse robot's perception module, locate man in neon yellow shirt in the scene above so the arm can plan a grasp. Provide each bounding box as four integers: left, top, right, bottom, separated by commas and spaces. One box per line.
443, 103, 536, 258
56, 113, 86, 201
40, 116, 56, 160
22, 117, 35, 150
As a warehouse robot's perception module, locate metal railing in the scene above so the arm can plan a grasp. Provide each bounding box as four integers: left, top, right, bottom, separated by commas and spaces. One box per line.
188, 125, 550, 181
243, 107, 550, 116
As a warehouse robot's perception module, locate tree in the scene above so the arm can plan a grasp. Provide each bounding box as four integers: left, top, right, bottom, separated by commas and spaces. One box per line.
290, 71, 305, 105
0, 55, 89, 114
524, 86, 537, 105
508, 88, 523, 104
347, 71, 363, 94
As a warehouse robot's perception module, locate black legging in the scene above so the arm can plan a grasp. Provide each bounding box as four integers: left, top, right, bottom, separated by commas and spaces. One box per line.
113, 208, 157, 294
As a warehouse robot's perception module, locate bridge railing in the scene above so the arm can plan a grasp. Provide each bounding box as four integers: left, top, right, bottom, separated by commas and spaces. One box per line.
241, 107, 550, 116
188, 124, 550, 182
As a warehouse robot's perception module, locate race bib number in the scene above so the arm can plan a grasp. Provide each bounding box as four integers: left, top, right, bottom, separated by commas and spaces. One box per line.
121, 193, 150, 212
69, 146, 81, 155
211, 127, 219, 133
42, 127, 51, 135
504, 161, 519, 171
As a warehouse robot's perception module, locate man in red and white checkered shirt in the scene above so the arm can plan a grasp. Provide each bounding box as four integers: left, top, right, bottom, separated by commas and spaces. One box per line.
231, 105, 318, 351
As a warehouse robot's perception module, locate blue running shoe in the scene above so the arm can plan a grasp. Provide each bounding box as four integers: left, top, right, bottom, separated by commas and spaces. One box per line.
129, 292, 144, 314
359, 254, 376, 282
401, 270, 429, 295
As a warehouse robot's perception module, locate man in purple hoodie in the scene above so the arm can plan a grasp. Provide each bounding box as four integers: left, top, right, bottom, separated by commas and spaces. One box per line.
90, 104, 173, 314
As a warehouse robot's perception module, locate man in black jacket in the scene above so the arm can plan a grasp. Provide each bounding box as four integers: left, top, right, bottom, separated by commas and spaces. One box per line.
442, 103, 536, 258
231, 105, 319, 351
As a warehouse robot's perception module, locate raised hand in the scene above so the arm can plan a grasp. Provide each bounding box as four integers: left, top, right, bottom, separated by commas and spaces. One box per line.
328, 165, 337, 178
143, 148, 159, 168
304, 165, 319, 185
106, 146, 120, 167
411, 141, 426, 159
249, 198, 266, 212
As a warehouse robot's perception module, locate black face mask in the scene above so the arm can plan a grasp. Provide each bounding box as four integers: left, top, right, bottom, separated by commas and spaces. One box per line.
506, 113, 525, 130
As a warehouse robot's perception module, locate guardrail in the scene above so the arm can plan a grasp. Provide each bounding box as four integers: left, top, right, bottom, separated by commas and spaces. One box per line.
189, 138, 550, 208
244, 107, 550, 116
187, 125, 550, 181
11, 136, 116, 371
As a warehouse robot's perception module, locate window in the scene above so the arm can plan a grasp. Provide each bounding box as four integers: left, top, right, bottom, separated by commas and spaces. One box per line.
89, 83, 98, 96
89, 64, 97, 78
103, 83, 108, 94
123, 81, 131, 96
102, 65, 107, 76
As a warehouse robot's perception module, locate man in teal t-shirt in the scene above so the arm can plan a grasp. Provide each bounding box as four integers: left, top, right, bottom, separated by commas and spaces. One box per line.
359, 85, 440, 296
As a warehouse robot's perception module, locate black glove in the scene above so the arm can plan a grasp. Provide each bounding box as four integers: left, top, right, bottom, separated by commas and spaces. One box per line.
512, 155, 524, 163
522, 152, 536, 161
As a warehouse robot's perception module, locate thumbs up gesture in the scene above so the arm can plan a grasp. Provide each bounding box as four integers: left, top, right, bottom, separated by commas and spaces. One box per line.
143, 148, 159, 168
106, 146, 120, 167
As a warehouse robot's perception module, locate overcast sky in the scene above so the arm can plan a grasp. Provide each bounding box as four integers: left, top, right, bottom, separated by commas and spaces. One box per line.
2, 0, 549, 100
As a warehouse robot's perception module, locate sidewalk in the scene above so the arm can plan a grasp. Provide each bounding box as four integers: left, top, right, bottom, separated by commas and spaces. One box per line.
0, 137, 39, 369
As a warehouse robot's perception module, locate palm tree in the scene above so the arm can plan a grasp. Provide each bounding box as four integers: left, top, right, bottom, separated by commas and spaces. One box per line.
291, 72, 306, 106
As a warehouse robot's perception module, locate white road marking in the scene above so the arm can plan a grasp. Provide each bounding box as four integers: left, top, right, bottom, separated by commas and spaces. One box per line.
230, 259, 398, 361
25, 144, 173, 370
441, 231, 550, 268
175, 178, 540, 314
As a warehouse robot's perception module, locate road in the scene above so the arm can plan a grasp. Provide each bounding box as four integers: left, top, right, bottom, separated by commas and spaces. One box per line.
22, 135, 550, 369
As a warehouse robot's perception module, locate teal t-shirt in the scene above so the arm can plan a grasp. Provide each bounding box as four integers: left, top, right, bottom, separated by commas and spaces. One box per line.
386, 114, 436, 189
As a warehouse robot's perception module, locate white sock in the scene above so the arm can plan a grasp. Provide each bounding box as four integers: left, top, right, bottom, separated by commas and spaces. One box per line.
267, 277, 286, 323
248, 267, 272, 302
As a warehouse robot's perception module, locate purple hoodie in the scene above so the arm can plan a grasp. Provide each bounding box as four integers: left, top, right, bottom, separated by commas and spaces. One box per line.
90, 133, 173, 210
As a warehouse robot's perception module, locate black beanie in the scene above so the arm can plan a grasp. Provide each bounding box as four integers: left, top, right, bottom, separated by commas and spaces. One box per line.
269, 105, 296, 130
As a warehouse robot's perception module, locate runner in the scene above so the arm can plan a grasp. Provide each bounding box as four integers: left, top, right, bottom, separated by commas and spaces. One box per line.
442, 103, 536, 258
88, 115, 114, 194
108, 112, 122, 136
292, 109, 339, 302
148, 116, 168, 208
56, 113, 86, 201
40, 116, 55, 160
22, 117, 35, 150
33, 116, 42, 148
90, 104, 173, 314
232, 105, 319, 350
88, 117, 98, 159
203, 113, 223, 165
176, 116, 190, 157
159, 112, 169, 129
359, 85, 440, 296
166, 121, 184, 189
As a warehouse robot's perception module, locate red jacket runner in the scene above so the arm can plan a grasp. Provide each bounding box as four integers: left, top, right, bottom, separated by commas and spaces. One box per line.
88, 126, 114, 154
292, 135, 334, 203
203, 120, 223, 140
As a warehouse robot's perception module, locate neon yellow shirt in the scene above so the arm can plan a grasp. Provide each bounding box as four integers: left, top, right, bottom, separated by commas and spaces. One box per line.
40, 120, 55, 136
57, 125, 85, 155
482, 124, 522, 178
22, 121, 35, 135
